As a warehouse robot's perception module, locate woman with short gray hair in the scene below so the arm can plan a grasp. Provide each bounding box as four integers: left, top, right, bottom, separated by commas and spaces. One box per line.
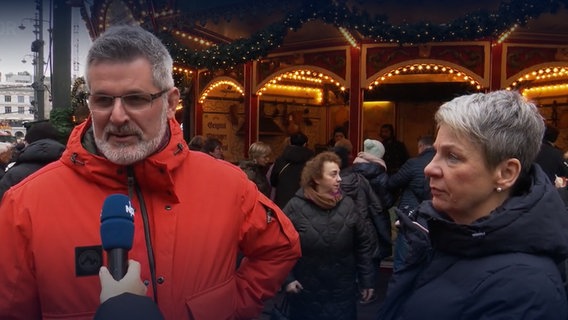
378, 90, 568, 319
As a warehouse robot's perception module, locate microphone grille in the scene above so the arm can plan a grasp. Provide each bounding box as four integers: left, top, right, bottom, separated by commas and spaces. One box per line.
100, 194, 135, 250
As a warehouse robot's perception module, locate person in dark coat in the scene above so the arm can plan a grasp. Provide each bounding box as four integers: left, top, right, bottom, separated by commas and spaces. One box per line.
386, 135, 436, 271
352, 139, 395, 209
379, 124, 409, 174
377, 90, 568, 319
351, 139, 395, 261
387, 135, 435, 211
282, 152, 376, 320
238, 141, 272, 197
333, 145, 391, 304
270, 132, 314, 208
0, 121, 65, 200
534, 123, 568, 184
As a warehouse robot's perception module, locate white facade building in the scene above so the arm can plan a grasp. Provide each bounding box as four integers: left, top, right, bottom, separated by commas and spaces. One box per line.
0, 71, 43, 138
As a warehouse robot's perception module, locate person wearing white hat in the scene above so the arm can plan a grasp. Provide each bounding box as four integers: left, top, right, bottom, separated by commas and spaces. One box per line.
352, 139, 395, 266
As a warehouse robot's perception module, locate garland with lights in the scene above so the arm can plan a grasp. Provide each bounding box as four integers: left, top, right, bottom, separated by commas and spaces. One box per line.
159, 0, 568, 71
50, 77, 88, 143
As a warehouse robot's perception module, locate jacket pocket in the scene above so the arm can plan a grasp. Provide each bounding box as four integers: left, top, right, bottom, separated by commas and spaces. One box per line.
185, 277, 237, 320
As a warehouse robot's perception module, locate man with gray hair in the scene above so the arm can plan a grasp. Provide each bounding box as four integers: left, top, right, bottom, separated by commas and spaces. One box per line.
0, 25, 300, 319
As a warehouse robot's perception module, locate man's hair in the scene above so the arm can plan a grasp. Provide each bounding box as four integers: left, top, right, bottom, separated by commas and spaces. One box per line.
201, 137, 222, 153
333, 126, 347, 138
290, 132, 308, 146
25, 121, 60, 144
435, 90, 544, 171
85, 25, 174, 92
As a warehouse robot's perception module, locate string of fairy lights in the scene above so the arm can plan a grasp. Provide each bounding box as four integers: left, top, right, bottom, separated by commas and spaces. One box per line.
370, 63, 482, 90
510, 67, 568, 96
149, 0, 568, 71
80, 0, 568, 102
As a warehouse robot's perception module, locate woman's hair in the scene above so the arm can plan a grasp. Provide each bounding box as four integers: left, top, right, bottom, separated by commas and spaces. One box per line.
248, 142, 271, 161
301, 151, 341, 188
435, 90, 544, 172
201, 137, 222, 153
85, 25, 174, 91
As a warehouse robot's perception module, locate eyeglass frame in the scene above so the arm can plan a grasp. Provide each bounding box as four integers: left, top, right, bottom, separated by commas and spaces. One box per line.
87, 88, 170, 111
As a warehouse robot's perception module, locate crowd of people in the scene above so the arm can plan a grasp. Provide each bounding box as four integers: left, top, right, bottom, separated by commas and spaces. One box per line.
0, 24, 567, 320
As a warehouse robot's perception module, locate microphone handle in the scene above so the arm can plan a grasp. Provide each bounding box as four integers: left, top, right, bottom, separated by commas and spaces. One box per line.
107, 248, 128, 281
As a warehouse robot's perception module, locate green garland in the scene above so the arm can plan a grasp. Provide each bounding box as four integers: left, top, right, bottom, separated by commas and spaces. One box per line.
50, 77, 88, 143
160, 0, 568, 70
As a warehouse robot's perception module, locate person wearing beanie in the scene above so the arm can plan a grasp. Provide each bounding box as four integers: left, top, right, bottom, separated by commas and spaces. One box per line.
24, 121, 60, 144
0, 121, 66, 201
352, 139, 394, 265
332, 143, 390, 305
353, 139, 393, 209
357, 139, 386, 167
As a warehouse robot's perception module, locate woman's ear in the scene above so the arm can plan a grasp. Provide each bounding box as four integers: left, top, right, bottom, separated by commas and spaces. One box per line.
495, 158, 522, 190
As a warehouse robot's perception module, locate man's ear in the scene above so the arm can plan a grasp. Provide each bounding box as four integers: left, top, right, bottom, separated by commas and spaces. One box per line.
495, 158, 522, 190
166, 88, 180, 119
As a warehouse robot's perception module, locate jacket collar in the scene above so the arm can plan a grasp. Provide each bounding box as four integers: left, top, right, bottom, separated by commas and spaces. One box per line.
60, 117, 188, 203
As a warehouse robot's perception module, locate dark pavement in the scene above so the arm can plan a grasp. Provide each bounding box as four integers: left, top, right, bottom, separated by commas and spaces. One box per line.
258, 263, 393, 319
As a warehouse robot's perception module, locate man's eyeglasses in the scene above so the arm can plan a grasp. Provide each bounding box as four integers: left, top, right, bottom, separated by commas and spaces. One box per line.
87, 89, 169, 111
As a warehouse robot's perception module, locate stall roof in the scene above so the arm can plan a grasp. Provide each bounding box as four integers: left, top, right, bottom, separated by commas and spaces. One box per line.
80, 0, 568, 70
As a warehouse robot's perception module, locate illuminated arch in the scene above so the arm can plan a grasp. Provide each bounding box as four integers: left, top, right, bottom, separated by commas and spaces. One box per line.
505, 62, 568, 91
364, 59, 486, 91
199, 77, 244, 103
255, 66, 347, 96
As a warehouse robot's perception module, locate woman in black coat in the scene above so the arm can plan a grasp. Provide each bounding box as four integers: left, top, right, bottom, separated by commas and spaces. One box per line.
282, 152, 376, 320
378, 90, 568, 319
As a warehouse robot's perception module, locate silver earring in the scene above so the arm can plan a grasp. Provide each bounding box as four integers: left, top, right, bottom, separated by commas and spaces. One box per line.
496, 187, 503, 193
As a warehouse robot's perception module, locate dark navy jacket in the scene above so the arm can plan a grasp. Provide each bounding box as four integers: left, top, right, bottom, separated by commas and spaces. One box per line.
94, 293, 164, 320
378, 165, 568, 320
270, 145, 314, 208
386, 147, 435, 210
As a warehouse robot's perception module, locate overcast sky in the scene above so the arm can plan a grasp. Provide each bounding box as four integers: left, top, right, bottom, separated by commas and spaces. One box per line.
0, 0, 92, 79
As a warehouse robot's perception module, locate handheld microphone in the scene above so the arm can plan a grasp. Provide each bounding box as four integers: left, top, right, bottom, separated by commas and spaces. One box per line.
100, 194, 135, 281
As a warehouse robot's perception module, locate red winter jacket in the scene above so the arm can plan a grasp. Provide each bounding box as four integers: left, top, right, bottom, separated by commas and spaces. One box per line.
0, 118, 301, 320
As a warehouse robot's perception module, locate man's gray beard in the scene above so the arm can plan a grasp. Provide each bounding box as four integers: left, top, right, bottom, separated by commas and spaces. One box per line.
93, 108, 168, 165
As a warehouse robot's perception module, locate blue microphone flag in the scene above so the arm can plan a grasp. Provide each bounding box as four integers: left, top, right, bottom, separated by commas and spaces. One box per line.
100, 194, 135, 250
